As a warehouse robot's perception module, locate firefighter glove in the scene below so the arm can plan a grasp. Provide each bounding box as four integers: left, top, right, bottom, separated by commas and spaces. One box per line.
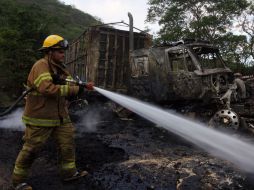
84, 82, 94, 90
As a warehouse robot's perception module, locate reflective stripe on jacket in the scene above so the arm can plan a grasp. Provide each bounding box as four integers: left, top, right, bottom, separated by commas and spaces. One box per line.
22, 55, 79, 127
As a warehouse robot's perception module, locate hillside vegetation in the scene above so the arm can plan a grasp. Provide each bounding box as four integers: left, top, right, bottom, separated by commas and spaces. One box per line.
0, 0, 100, 106
16, 0, 100, 40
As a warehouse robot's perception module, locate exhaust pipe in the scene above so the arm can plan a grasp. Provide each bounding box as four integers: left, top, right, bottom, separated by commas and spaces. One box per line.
128, 12, 134, 52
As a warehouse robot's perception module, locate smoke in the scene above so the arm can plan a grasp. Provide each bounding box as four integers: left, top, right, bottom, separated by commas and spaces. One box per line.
0, 105, 104, 134
0, 108, 25, 131
75, 106, 102, 134
95, 87, 254, 174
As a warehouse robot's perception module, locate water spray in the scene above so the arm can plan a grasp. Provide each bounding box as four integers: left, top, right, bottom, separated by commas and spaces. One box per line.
94, 87, 254, 173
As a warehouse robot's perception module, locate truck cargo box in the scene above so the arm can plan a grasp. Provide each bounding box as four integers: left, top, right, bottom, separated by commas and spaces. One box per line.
65, 26, 152, 92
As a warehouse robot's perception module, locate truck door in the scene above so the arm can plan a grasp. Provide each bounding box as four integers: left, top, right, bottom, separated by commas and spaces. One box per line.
167, 48, 202, 99
130, 54, 152, 99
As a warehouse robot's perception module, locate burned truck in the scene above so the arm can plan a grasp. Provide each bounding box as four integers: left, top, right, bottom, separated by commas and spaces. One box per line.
130, 39, 234, 102
130, 39, 254, 130
65, 23, 254, 130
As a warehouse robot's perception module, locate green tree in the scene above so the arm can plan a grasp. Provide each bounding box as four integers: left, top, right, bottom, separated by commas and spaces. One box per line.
146, 0, 252, 73
0, 0, 50, 104
147, 0, 249, 42
236, 3, 254, 71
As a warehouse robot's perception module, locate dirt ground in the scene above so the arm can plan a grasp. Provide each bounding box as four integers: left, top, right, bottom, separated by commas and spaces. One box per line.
0, 102, 254, 190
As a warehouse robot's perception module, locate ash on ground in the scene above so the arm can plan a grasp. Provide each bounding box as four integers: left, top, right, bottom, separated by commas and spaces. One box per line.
0, 103, 254, 190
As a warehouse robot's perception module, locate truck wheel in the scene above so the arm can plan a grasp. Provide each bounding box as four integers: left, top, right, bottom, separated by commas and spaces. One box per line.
208, 109, 239, 130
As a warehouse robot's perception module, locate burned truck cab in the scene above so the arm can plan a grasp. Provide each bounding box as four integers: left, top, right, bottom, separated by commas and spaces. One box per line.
130, 39, 233, 103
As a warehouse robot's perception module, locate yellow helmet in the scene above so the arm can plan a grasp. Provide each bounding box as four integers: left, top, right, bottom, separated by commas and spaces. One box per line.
39, 34, 68, 51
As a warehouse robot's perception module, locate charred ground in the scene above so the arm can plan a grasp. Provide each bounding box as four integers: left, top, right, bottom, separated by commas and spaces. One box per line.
0, 103, 254, 190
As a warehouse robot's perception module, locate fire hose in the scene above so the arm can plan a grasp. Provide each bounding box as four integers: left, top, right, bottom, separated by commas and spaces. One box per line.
0, 77, 92, 117
0, 88, 33, 117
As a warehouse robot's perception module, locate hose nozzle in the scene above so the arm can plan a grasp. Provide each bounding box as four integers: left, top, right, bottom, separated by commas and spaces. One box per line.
65, 77, 94, 90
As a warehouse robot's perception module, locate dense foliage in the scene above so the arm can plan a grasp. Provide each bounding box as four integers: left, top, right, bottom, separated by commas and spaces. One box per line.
147, 0, 254, 74
15, 0, 100, 40
0, 0, 100, 105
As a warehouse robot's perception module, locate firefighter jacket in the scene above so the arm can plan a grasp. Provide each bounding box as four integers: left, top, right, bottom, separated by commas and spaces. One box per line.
22, 55, 79, 127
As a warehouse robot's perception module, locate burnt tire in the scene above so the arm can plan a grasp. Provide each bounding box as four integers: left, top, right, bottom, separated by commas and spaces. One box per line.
209, 109, 239, 130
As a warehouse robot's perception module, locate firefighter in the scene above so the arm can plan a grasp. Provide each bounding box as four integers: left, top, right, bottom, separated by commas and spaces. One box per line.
12, 35, 94, 190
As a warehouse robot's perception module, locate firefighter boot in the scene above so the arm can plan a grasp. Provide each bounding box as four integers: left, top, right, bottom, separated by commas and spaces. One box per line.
13, 183, 32, 190
63, 170, 88, 182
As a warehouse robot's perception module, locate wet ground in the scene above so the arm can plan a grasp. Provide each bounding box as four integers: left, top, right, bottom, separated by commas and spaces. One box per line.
0, 102, 254, 190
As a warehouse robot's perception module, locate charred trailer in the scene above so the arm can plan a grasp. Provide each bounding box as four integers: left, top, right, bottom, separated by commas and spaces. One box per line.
65, 25, 152, 93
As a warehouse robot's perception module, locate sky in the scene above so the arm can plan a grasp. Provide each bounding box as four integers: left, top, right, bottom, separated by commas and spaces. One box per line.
61, 0, 160, 35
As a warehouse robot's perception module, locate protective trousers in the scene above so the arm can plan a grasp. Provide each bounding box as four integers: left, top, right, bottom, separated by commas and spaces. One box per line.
12, 123, 77, 185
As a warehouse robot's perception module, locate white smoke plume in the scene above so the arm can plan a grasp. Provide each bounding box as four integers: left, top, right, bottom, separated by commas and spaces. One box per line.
0, 108, 24, 131
0, 106, 103, 133
75, 107, 101, 134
